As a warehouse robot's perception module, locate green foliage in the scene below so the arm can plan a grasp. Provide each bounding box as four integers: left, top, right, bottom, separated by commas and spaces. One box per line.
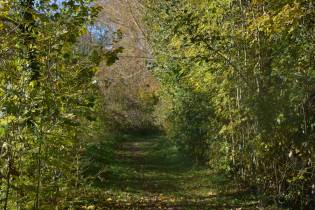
0, 0, 116, 208
104, 46, 124, 66
101, 85, 159, 134
81, 132, 117, 183
145, 0, 315, 208
1, 0, 314, 208
158, 86, 215, 164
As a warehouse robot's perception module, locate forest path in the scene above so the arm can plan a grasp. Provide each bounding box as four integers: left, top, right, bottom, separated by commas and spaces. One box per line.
89, 135, 258, 210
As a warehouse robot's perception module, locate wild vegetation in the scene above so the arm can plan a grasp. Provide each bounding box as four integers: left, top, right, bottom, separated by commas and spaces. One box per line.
145, 0, 315, 209
96, 0, 159, 134
0, 0, 314, 209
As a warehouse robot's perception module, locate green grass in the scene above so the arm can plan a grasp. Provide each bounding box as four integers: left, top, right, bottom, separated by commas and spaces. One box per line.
78, 135, 268, 210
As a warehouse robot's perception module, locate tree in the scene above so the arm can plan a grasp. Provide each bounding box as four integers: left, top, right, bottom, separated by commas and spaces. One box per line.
0, 0, 104, 208
96, 0, 159, 133
144, 0, 315, 208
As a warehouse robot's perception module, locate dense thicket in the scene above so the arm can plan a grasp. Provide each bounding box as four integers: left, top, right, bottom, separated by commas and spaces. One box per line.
145, 0, 315, 208
0, 0, 109, 208
1, 0, 315, 209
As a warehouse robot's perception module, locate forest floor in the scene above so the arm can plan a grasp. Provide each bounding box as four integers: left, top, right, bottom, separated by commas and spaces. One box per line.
81, 135, 264, 210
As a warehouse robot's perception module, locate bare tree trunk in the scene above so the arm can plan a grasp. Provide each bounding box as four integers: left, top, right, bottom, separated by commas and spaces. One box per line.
34, 142, 42, 210
4, 155, 11, 210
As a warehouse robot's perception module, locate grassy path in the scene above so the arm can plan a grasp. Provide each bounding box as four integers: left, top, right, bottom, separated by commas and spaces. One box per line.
84, 135, 259, 210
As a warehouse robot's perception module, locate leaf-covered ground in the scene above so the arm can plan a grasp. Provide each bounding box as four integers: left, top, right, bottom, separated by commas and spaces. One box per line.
78, 136, 274, 210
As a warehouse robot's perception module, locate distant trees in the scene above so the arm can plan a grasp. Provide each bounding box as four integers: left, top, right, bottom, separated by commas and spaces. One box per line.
96, 0, 159, 133
145, 0, 315, 208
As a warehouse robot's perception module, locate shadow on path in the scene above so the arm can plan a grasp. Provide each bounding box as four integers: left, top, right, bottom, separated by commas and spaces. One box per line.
90, 135, 259, 210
